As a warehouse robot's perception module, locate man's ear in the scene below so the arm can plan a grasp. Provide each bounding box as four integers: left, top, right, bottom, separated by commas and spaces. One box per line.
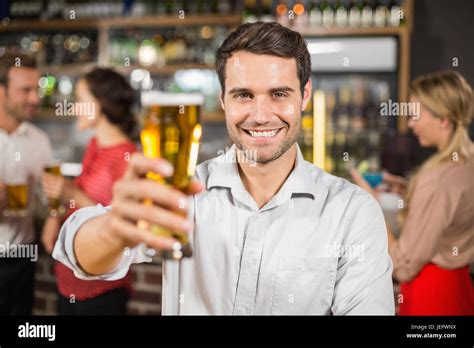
301, 78, 312, 111
219, 90, 225, 111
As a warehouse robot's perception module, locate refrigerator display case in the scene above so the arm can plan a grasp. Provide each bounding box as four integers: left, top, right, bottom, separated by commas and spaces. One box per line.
303, 36, 399, 177
296, 27, 415, 178
293, 0, 414, 177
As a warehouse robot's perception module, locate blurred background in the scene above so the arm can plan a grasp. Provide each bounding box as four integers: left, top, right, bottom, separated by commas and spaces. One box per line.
0, 0, 472, 315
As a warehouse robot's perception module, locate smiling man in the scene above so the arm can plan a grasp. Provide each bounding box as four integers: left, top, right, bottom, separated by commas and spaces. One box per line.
0, 52, 54, 314
53, 22, 395, 315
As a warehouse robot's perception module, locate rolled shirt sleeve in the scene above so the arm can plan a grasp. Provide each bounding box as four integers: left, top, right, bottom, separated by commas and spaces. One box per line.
331, 194, 395, 315
52, 204, 152, 281
390, 184, 451, 283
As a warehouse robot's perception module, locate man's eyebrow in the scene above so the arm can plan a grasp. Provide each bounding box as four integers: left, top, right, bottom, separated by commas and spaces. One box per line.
227, 86, 295, 94
269, 86, 295, 93
228, 87, 252, 94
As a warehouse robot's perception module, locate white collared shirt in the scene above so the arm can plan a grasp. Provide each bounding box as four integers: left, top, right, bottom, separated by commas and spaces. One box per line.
0, 122, 54, 245
53, 144, 394, 315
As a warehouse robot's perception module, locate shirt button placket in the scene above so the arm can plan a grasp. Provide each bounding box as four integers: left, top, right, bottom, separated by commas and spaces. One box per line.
233, 214, 265, 315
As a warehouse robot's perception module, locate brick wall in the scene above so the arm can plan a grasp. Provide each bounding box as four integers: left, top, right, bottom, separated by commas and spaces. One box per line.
33, 252, 162, 315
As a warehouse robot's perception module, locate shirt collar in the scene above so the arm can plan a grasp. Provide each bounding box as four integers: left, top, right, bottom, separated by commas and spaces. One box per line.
207, 144, 325, 211
0, 121, 29, 137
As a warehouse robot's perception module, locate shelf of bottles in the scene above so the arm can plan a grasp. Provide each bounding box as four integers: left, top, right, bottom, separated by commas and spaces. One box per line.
276, 0, 406, 30
0, 1, 245, 123
0, 29, 97, 116
3, 0, 408, 27
108, 26, 226, 70
108, 25, 231, 121
236, 0, 409, 31
5, 0, 237, 20
297, 76, 397, 178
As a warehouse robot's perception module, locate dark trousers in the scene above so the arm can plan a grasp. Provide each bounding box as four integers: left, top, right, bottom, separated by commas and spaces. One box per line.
0, 258, 35, 315
57, 287, 129, 315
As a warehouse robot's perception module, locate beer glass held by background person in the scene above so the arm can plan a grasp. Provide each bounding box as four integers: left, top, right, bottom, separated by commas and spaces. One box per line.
43, 161, 65, 217
139, 92, 203, 260
1, 157, 30, 217
4, 183, 29, 217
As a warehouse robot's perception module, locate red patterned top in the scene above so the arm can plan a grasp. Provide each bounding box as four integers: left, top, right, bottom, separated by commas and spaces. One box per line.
55, 137, 136, 300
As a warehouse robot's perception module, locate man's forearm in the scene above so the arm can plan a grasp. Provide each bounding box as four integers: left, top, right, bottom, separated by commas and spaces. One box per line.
74, 212, 126, 276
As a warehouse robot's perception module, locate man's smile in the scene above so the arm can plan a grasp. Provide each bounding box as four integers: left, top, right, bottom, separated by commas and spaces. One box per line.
240, 127, 285, 143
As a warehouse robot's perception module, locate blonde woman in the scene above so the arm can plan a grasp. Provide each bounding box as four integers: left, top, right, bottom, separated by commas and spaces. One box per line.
352, 70, 474, 315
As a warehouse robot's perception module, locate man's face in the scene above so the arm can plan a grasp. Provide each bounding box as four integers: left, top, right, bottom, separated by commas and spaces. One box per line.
0, 67, 41, 122
221, 51, 311, 164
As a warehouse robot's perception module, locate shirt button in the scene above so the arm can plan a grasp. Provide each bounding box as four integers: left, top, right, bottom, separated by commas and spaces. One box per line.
245, 259, 255, 269
237, 306, 246, 315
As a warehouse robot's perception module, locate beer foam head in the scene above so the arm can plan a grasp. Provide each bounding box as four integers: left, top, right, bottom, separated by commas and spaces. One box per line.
141, 91, 204, 106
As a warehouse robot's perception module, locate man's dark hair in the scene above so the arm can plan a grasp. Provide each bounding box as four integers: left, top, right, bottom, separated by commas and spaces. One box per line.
216, 21, 311, 95
0, 51, 37, 87
83, 67, 137, 136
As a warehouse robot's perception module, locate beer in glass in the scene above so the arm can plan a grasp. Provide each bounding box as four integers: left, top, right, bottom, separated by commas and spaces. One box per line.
2, 165, 29, 217
139, 92, 204, 260
44, 163, 66, 216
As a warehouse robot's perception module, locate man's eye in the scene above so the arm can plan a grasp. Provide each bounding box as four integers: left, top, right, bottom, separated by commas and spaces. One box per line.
235, 93, 252, 100
273, 92, 287, 99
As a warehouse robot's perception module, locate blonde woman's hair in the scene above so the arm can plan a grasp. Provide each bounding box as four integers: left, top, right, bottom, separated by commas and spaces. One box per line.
400, 70, 473, 225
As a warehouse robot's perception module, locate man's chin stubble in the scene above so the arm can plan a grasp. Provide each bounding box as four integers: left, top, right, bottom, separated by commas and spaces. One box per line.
235, 141, 295, 165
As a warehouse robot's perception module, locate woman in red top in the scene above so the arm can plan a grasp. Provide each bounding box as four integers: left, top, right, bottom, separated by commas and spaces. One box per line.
41, 68, 137, 315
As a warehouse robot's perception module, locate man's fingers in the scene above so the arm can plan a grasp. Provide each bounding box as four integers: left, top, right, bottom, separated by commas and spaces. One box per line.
123, 153, 174, 180
109, 214, 179, 251
112, 201, 192, 234
113, 179, 190, 211
185, 180, 205, 195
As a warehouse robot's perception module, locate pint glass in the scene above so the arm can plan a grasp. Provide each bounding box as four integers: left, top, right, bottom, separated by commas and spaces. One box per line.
139, 92, 204, 260
44, 163, 66, 216
1, 162, 29, 217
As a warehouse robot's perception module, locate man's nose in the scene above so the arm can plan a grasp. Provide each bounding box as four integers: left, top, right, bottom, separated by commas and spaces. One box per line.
249, 96, 273, 124
29, 90, 40, 105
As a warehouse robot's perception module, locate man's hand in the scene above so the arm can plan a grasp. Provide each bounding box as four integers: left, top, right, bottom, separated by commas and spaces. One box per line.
74, 153, 204, 276
108, 153, 204, 251
105, 153, 204, 250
